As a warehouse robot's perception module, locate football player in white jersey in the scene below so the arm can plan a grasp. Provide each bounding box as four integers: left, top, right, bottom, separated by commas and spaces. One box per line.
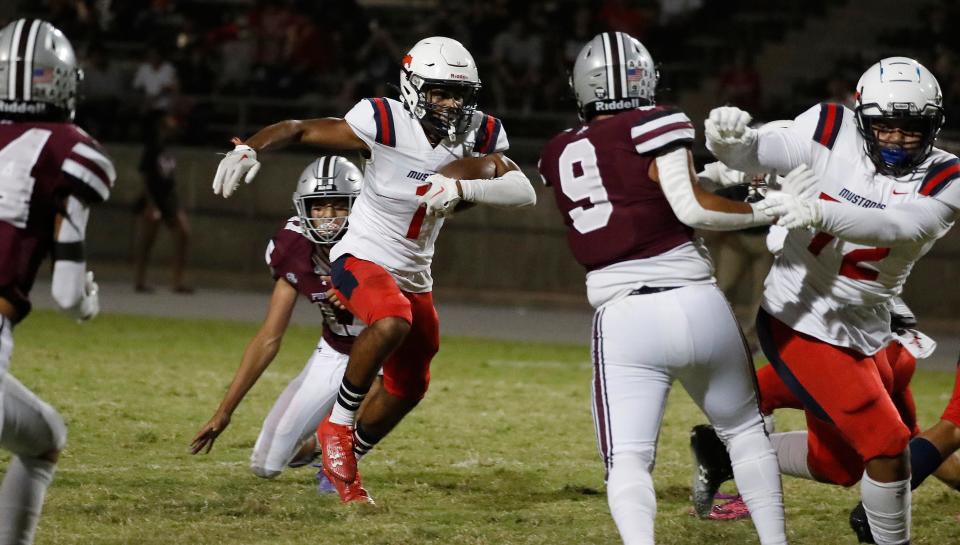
192, 157, 383, 501
210, 37, 536, 502
704, 57, 960, 545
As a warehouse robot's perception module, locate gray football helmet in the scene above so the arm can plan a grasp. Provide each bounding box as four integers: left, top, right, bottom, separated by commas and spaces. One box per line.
0, 19, 81, 121
570, 32, 658, 121
293, 156, 362, 245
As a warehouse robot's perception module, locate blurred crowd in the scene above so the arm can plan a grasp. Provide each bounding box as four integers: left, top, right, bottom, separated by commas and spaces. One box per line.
9, 0, 959, 146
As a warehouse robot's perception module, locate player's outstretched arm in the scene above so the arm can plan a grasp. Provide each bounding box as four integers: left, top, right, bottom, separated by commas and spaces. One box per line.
51, 196, 99, 322
759, 194, 959, 245
212, 118, 369, 198
653, 148, 772, 231
190, 278, 298, 455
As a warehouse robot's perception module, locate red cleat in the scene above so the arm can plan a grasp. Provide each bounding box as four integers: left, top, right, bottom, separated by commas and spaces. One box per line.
317, 415, 357, 482
321, 465, 375, 505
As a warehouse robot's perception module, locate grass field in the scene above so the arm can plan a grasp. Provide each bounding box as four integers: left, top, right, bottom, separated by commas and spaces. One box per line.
4, 310, 959, 544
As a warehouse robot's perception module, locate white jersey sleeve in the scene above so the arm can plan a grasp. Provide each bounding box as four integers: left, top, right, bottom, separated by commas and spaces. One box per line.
756, 104, 829, 175
344, 98, 399, 149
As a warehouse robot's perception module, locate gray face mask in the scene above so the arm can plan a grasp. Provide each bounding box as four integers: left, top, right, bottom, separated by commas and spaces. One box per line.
292, 156, 362, 245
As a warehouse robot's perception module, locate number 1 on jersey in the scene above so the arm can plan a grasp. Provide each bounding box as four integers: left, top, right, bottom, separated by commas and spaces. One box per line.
406, 184, 431, 239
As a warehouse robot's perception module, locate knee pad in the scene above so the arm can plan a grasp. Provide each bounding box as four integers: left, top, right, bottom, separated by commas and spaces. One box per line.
38, 403, 67, 454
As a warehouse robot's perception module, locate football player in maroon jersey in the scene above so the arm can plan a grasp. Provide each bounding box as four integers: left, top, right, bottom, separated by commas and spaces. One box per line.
192, 156, 383, 503
0, 19, 116, 544
538, 32, 812, 545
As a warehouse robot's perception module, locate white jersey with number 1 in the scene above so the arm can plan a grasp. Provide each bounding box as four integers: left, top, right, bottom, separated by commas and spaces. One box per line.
757, 103, 960, 355
331, 97, 509, 292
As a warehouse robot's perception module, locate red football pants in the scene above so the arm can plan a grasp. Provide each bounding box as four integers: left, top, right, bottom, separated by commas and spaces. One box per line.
756, 310, 911, 486
330, 255, 440, 401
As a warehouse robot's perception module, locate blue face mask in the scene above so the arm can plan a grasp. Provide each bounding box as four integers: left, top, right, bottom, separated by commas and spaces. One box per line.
880, 146, 909, 166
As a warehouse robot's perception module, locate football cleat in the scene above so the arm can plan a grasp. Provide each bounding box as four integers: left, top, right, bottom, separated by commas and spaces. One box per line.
690, 424, 734, 518
321, 465, 374, 505
318, 415, 358, 482
849, 502, 876, 544
709, 495, 750, 521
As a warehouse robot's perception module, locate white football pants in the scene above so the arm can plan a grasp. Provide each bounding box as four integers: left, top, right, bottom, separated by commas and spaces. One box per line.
0, 318, 68, 545
592, 284, 785, 545
249, 338, 349, 478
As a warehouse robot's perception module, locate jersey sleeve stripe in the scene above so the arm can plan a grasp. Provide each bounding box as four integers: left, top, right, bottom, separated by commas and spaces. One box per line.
473, 114, 502, 154
633, 127, 695, 155
62, 158, 110, 201
70, 142, 117, 183
630, 113, 693, 139
920, 159, 960, 197
813, 103, 842, 149
367, 98, 396, 147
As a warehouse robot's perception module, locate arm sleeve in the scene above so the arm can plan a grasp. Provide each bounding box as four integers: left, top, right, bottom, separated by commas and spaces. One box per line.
818, 198, 959, 246
657, 148, 769, 231
51, 196, 89, 312
459, 169, 536, 208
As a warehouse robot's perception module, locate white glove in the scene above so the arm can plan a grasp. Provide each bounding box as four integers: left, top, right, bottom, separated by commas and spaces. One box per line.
700, 161, 747, 188
77, 271, 99, 322
757, 190, 823, 230
705, 106, 753, 142
212, 143, 261, 198
776, 164, 821, 201
418, 174, 462, 218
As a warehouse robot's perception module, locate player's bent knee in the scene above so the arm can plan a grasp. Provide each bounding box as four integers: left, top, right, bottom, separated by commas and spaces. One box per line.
250, 463, 282, 479
611, 448, 656, 473
37, 403, 67, 457
383, 372, 430, 402
372, 316, 411, 343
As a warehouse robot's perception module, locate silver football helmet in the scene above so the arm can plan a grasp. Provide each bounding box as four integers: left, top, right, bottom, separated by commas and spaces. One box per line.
854, 57, 944, 176
0, 19, 81, 121
570, 32, 659, 121
398, 36, 481, 140
293, 156, 362, 245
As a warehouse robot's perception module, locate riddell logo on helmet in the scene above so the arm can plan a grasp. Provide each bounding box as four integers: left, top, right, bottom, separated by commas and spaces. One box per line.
595, 98, 645, 111
449, 73, 469, 80
0, 101, 48, 114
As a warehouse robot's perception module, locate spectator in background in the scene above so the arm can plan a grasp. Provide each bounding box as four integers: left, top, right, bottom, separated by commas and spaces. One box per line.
490, 18, 542, 113
335, 21, 402, 109
78, 45, 125, 140
133, 44, 179, 114
133, 112, 192, 294
717, 50, 762, 113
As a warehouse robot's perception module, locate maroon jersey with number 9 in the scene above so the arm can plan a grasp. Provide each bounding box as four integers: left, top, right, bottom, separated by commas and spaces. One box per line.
539, 106, 695, 271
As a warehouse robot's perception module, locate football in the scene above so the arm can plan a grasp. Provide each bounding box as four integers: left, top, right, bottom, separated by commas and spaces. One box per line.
439, 157, 498, 212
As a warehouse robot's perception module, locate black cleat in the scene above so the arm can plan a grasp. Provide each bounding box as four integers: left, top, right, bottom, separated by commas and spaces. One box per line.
849, 502, 876, 544
690, 424, 734, 518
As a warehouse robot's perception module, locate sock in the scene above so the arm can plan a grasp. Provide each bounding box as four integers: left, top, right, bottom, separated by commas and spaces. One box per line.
353, 423, 380, 461
770, 431, 814, 480
606, 452, 656, 545
0, 456, 57, 545
728, 428, 787, 545
861, 473, 911, 545
329, 377, 367, 426
908, 437, 943, 490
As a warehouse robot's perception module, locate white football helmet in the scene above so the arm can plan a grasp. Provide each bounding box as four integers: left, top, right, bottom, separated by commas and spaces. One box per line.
398, 36, 481, 140
570, 32, 659, 121
0, 19, 81, 121
854, 57, 945, 176
293, 156, 362, 245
